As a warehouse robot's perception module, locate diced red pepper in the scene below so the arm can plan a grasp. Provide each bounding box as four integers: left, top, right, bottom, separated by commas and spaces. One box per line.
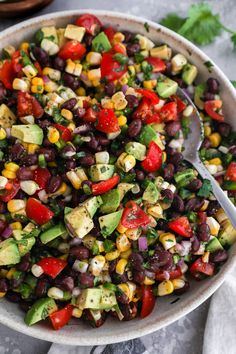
92, 175, 120, 195
171, 95, 187, 113
189, 257, 215, 279
121, 201, 150, 229
168, 216, 192, 237
53, 124, 72, 142
34, 168, 51, 190
0, 180, 20, 202
155, 267, 182, 282
37, 257, 67, 279
136, 88, 160, 105
83, 107, 98, 123
75, 14, 102, 35
204, 100, 224, 122
140, 285, 156, 319
141, 141, 162, 173
17, 91, 44, 119
103, 26, 115, 43
58, 41, 86, 61
132, 97, 153, 122
101, 52, 127, 82
95, 108, 119, 133
34, 61, 43, 77
159, 102, 178, 122
225, 162, 236, 182
145, 57, 166, 73
113, 43, 127, 55
49, 304, 73, 330
26, 198, 54, 225
0, 60, 15, 89
145, 113, 162, 125
197, 211, 207, 224
11, 51, 23, 74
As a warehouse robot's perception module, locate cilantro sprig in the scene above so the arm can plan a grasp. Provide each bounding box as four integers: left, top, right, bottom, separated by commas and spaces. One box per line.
160, 3, 236, 49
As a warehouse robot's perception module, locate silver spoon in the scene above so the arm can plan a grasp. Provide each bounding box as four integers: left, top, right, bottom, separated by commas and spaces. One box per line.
178, 87, 236, 229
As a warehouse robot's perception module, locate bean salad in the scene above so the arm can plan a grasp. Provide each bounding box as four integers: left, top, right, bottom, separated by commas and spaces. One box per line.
0, 13, 235, 329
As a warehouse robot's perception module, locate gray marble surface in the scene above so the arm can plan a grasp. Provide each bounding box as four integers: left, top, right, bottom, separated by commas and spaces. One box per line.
0, 0, 235, 353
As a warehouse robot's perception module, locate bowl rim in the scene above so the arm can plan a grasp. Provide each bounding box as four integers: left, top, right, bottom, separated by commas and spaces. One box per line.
0, 9, 236, 346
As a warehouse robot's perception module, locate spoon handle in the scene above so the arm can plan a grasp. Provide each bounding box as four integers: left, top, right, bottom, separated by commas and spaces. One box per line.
192, 157, 236, 230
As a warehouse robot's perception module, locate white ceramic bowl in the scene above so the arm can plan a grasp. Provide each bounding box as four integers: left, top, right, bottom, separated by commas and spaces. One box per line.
0, 10, 236, 346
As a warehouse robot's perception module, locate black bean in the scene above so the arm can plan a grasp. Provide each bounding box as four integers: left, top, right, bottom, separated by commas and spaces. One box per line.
78, 152, 95, 166
173, 77, 187, 88
61, 145, 76, 159
6, 291, 21, 303
65, 159, 77, 170
116, 291, 129, 304
46, 175, 62, 194
105, 82, 116, 97
132, 270, 145, 284
161, 189, 174, 203
207, 200, 220, 216
32, 47, 50, 67
16, 167, 34, 181
172, 195, 185, 212
0, 83, 7, 103
35, 279, 49, 298
129, 253, 144, 271
0, 202, 6, 214
127, 43, 140, 56
10, 143, 25, 161
111, 272, 129, 284
70, 245, 89, 260
38, 147, 56, 162
165, 121, 181, 137
109, 259, 118, 274
123, 30, 133, 43
148, 249, 173, 271
169, 152, 183, 167
207, 77, 220, 94
185, 198, 204, 212
128, 119, 142, 138
217, 122, 231, 138
165, 146, 175, 156
119, 302, 137, 321
135, 169, 145, 181
84, 33, 93, 47
0, 279, 8, 292
10, 275, 24, 289
79, 272, 94, 288
16, 254, 30, 272
156, 219, 169, 231
187, 179, 203, 192
229, 146, 236, 157
209, 250, 228, 263
63, 73, 80, 91
191, 236, 200, 253
201, 137, 211, 149
20, 154, 38, 166
174, 281, 190, 295
87, 135, 99, 151
97, 135, 110, 146
163, 163, 175, 181
61, 98, 77, 111
15, 190, 27, 200
203, 92, 215, 101
126, 95, 139, 109
19, 301, 32, 313
38, 119, 51, 130
58, 276, 74, 292
53, 56, 66, 71
0, 220, 6, 233
197, 223, 210, 242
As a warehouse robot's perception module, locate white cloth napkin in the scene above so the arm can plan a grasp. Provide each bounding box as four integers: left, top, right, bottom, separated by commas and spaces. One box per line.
48, 272, 235, 354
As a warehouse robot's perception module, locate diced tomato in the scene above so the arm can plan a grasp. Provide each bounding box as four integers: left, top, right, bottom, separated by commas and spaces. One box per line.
26, 198, 54, 225
0, 180, 20, 202
225, 162, 236, 182
34, 61, 43, 77
140, 285, 156, 319
50, 304, 73, 330
83, 107, 98, 123
103, 26, 115, 43
145, 113, 162, 125
121, 200, 150, 229
197, 211, 207, 224
17, 91, 44, 119
141, 141, 162, 173
0, 60, 15, 89
113, 43, 127, 55
95, 108, 119, 133
168, 216, 192, 237
171, 95, 187, 113
58, 41, 86, 61
37, 257, 67, 279
132, 97, 152, 122
53, 124, 72, 142
75, 14, 102, 35
204, 100, 224, 121
101, 52, 127, 82
145, 57, 166, 73
34, 168, 51, 190
136, 88, 160, 105
155, 267, 182, 282
159, 102, 178, 122
92, 175, 120, 195
189, 257, 215, 279
11, 51, 23, 74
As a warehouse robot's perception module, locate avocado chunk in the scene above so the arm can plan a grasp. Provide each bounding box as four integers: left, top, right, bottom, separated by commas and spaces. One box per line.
35, 26, 58, 44
99, 288, 117, 309
156, 77, 178, 98
18, 237, 36, 257
218, 220, 236, 247
65, 206, 94, 238
77, 288, 103, 310
117, 183, 134, 200
92, 32, 112, 53
0, 104, 16, 128
0, 239, 21, 266
25, 297, 57, 326
40, 223, 66, 244
11, 124, 43, 145
138, 125, 157, 146
206, 237, 224, 252
89, 164, 114, 182
80, 196, 103, 217
100, 189, 120, 214
143, 182, 159, 203
125, 142, 146, 161
194, 83, 206, 110
182, 64, 198, 85
64, 24, 85, 42
99, 210, 123, 237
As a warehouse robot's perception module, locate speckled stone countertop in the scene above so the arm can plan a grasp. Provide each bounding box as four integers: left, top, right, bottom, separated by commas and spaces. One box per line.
0, 1, 235, 353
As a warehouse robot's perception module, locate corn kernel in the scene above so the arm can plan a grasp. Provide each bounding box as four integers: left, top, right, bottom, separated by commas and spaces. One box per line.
158, 280, 174, 296
116, 259, 128, 274
113, 32, 125, 43
2, 170, 16, 179
66, 171, 82, 189
118, 73, 129, 86
162, 151, 167, 163
147, 204, 163, 219
117, 115, 127, 127
204, 125, 211, 137
200, 200, 209, 212
86, 52, 102, 65
28, 144, 39, 154
208, 158, 222, 165
206, 217, 220, 236
143, 277, 155, 285
126, 228, 141, 241
118, 283, 130, 299
48, 127, 60, 143
120, 249, 132, 259
116, 234, 131, 252
172, 278, 185, 290
89, 255, 106, 276
208, 133, 221, 148
5, 162, 19, 172
13, 78, 30, 92
10, 222, 22, 230
67, 123, 76, 131
112, 91, 127, 110
215, 208, 228, 223
143, 80, 157, 90
117, 222, 128, 234
134, 63, 141, 73
61, 108, 73, 121
0, 128, 6, 140
105, 250, 120, 261
44, 80, 58, 93
7, 199, 26, 213
31, 77, 44, 86
0, 292, 6, 298
20, 42, 29, 52
72, 308, 83, 318
202, 251, 210, 263
76, 87, 86, 96
6, 268, 16, 280
101, 98, 114, 109
159, 233, 176, 250
128, 65, 135, 76
87, 68, 101, 82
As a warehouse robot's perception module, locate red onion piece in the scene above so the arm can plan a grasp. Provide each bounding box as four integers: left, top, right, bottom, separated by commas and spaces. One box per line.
2, 226, 13, 239
145, 270, 155, 279
138, 236, 148, 251
5, 128, 11, 138
163, 270, 170, 280
42, 75, 50, 83
121, 84, 128, 94
180, 241, 191, 256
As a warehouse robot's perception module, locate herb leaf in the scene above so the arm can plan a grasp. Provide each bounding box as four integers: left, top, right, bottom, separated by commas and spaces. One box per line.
160, 14, 186, 33
231, 80, 236, 88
